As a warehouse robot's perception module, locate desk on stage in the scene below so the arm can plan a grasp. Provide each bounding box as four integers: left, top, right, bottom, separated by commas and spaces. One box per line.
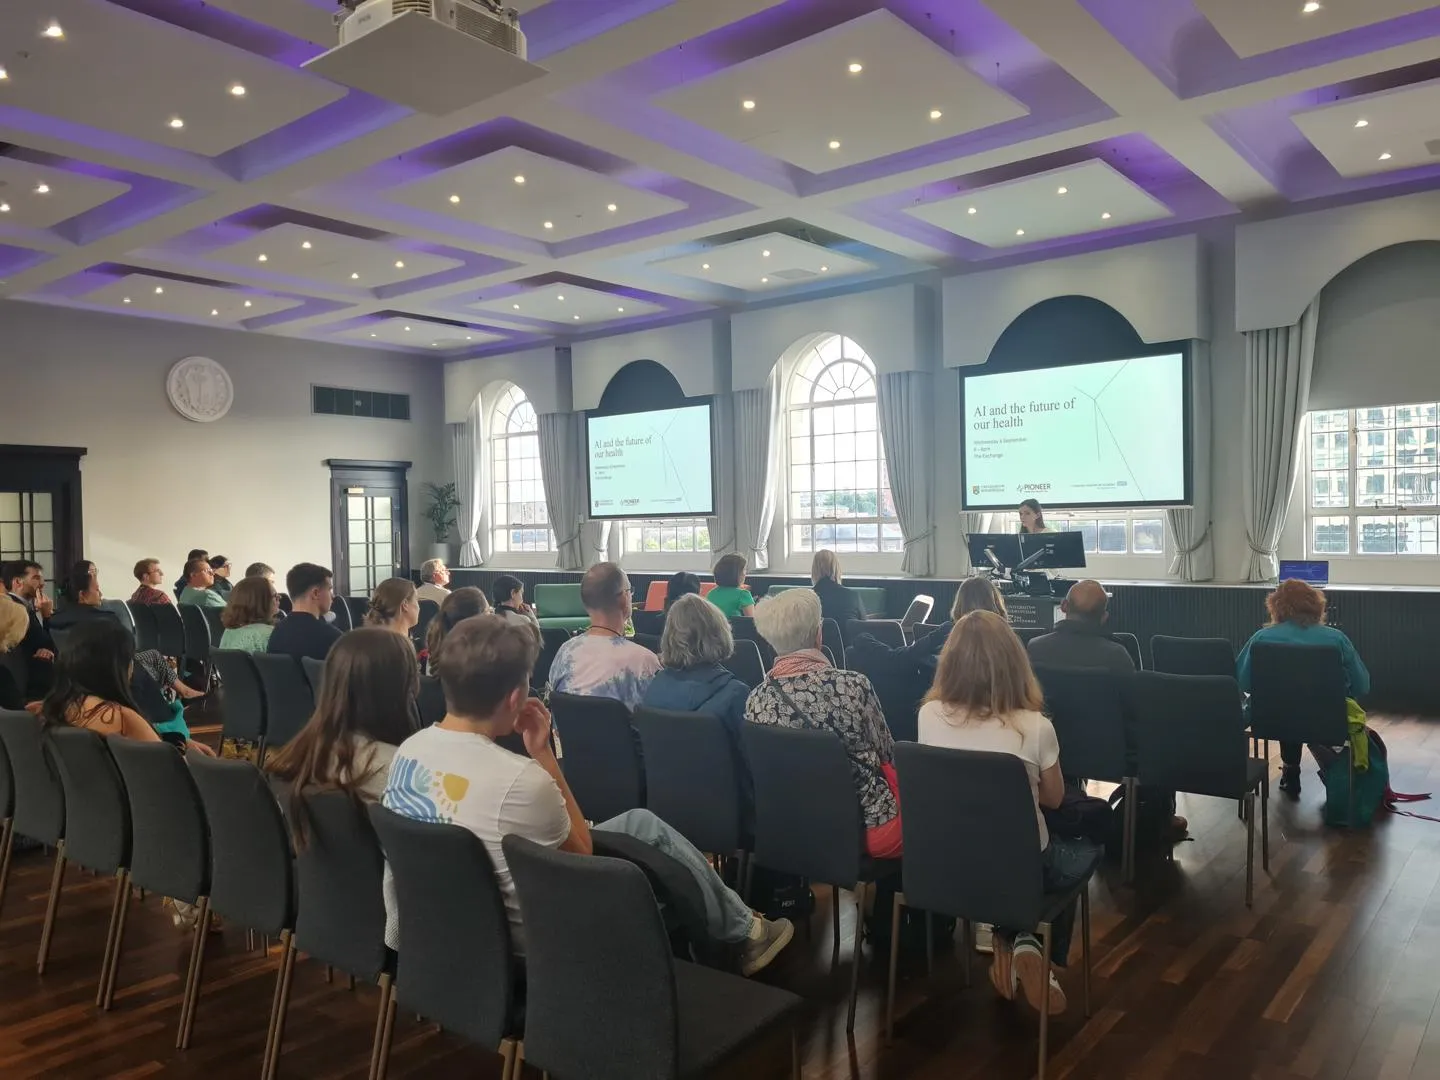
1002, 594, 1061, 631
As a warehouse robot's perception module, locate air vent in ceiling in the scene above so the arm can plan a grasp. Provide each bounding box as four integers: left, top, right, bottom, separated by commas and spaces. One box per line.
1426, 139, 1440, 157
771, 268, 818, 281
313, 385, 411, 420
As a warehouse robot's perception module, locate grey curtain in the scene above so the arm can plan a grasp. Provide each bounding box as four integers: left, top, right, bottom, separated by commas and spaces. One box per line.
450, 396, 486, 566
706, 392, 738, 558
957, 511, 987, 573
539, 410, 592, 571
1242, 300, 1320, 581
733, 378, 778, 569
878, 371, 936, 576
1167, 342, 1213, 581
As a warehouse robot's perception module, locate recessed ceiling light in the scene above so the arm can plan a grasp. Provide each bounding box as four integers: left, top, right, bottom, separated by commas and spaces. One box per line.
0, 203, 8, 213
1057, 186, 1068, 195
929, 109, 943, 120
1354, 118, 1369, 128
762, 249, 771, 258
403, 325, 411, 331
847, 62, 863, 74
122, 297, 131, 304
351, 272, 360, 280
210, 309, 219, 316
513, 175, 525, 184
449, 194, 461, 204
742, 99, 756, 111
257, 254, 268, 262
761, 276, 769, 283
820, 265, 829, 272
0, 67, 9, 81
243, 300, 252, 307
1016, 229, 1026, 236
229, 83, 246, 97
543, 221, 554, 230
1101, 212, 1112, 220
1379, 151, 1392, 160
168, 116, 185, 130
617, 306, 625, 313
394, 260, 405, 268
573, 314, 581, 320
465, 335, 473, 341
431, 343, 440, 348
1302, 1, 1321, 11
154, 286, 164, 294
557, 294, 565, 301
607, 203, 617, 212
302, 241, 314, 250
35, 183, 50, 195
701, 263, 710, 270
370, 333, 377, 338
828, 139, 841, 150
967, 206, 977, 215
42, 22, 64, 38
512, 303, 521, 309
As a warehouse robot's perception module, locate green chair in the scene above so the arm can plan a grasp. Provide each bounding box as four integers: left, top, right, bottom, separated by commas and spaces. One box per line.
534, 584, 590, 632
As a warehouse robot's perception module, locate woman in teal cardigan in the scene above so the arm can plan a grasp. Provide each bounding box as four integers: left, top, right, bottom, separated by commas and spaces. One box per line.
1236, 579, 1369, 799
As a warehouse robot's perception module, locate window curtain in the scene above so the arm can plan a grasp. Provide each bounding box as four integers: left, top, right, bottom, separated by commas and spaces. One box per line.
957, 511, 987, 573
878, 371, 936, 576
733, 376, 778, 569
538, 410, 608, 571
1242, 299, 1320, 582
706, 391, 738, 558
449, 396, 486, 566
1167, 343, 1213, 581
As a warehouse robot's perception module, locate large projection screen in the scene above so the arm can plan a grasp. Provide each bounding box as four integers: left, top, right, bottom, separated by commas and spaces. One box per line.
586, 402, 715, 519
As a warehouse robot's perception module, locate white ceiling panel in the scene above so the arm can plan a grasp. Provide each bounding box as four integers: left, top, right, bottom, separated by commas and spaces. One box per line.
0, 0, 345, 156
203, 0, 335, 47
337, 317, 505, 350
1291, 78, 1440, 178
905, 161, 1172, 248
83, 274, 302, 322
0, 160, 130, 229
1192, 0, 1436, 59
649, 232, 875, 292
654, 10, 1027, 174
386, 147, 687, 243
207, 224, 463, 288
470, 283, 665, 325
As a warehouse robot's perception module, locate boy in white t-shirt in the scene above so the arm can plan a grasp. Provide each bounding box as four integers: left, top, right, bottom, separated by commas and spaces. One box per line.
382, 614, 792, 975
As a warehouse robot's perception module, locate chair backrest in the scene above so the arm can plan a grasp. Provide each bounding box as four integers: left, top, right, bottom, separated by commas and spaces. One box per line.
1032, 665, 1132, 783
633, 707, 743, 855
1110, 631, 1143, 671
126, 602, 160, 652
285, 786, 390, 981
251, 654, 316, 751
329, 595, 353, 631
202, 606, 226, 648
0, 650, 27, 703
1131, 671, 1249, 799
642, 581, 668, 612
178, 603, 212, 663
1150, 635, 1235, 677
721, 638, 766, 689
369, 805, 516, 1046
0, 710, 64, 844
533, 628, 571, 688
301, 656, 326, 694
631, 610, 666, 638
152, 602, 188, 660
189, 756, 294, 935
212, 649, 267, 744
1248, 642, 1349, 747
821, 618, 846, 669
741, 723, 863, 887
893, 743, 1045, 928
100, 599, 136, 641
107, 739, 210, 902
730, 617, 777, 670
46, 726, 131, 874
50, 628, 74, 656
503, 835, 680, 1080
548, 692, 643, 823
414, 599, 440, 652
855, 619, 906, 648
417, 674, 446, 728
0, 730, 13, 819
900, 595, 934, 631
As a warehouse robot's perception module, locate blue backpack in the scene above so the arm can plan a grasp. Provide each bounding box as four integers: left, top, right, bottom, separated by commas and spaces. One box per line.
1312, 729, 1430, 826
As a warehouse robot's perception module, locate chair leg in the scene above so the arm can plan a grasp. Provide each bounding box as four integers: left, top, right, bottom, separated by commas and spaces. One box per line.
961, 919, 971, 988
791, 1025, 800, 1080
925, 912, 934, 977
1348, 749, 1356, 828
0, 816, 15, 920
1244, 792, 1256, 908
367, 973, 395, 1080
1080, 888, 1092, 1019
36, 841, 66, 975
499, 1038, 519, 1080
262, 930, 297, 1080
884, 891, 903, 1045
101, 871, 133, 1010
1122, 777, 1137, 885
256, 736, 268, 771
846, 882, 866, 1034
373, 978, 398, 1080
1038, 921, 1053, 1080
831, 885, 841, 973
177, 895, 212, 1049
1261, 783, 1270, 873
96, 868, 130, 1007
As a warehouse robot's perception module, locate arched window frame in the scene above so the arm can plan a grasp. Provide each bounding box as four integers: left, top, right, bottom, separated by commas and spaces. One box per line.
488, 383, 556, 557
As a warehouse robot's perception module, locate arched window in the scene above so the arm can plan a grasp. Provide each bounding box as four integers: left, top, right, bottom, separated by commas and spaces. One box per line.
785, 335, 899, 554
489, 384, 555, 555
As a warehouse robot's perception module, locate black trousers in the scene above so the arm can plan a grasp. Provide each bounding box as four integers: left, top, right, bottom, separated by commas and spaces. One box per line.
1280, 741, 1303, 768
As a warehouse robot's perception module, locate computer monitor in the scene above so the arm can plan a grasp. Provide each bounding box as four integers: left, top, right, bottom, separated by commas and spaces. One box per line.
966, 532, 1022, 571
1018, 531, 1087, 569
1278, 559, 1329, 586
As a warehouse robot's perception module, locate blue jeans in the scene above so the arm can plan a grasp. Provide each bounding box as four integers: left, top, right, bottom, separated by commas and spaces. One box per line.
1000, 835, 1101, 966
597, 809, 755, 944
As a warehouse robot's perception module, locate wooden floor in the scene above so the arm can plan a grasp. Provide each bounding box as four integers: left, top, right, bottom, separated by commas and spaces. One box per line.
3, 716, 1440, 1079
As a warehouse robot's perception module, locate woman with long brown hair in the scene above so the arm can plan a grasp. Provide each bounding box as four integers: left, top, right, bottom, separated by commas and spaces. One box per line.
1236, 578, 1369, 798
364, 577, 420, 639
218, 574, 278, 653
919, 610, 1098, 1018
424, 586, 490, 674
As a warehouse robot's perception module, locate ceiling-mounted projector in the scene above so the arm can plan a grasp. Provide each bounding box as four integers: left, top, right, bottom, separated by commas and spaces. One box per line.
305, 0, 544, 116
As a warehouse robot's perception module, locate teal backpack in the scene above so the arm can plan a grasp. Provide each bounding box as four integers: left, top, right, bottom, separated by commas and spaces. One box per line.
1312, 729, 1430, 826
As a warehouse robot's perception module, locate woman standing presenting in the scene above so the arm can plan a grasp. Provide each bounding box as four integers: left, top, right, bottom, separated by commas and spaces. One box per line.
1018, 499, 1058, 534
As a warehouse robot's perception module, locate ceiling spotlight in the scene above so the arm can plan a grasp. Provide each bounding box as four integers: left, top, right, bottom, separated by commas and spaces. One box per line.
742, 99, 756, 111
42, 22, 64, 38
466, 335, 473, 341
122, 297, 131, 304
0, 66, 9, 80
617, 306, 625, 313
155, 286, 164, 294
449, 194, 461, 204
512, 303, 521, 309
210, 309, 219, 316
257, 254, 268, 262
761, 276, 769, 283
828, 139, 841, 150
351, 272, 360, 280
543, 221, 554, 230
1057, 186, 1068, 195
1302, 1, 1321, 11
557, 294, 565, 301
0, 203, 8, 213
1101, 211, 1112, 220
403, 325, 411, 331
370, 332, 377, 338
229, 83, 246, 97
395, 260, 405, 268
168, 116, 185, 130
847, 62, 863, 74
607, 203, 617, 212
820, 265, 829, 272
762, 249, 771, 258
35, 183, 50, 195
1015, 229, 1026, 236
301, 240, 312, 250
701, 263, 710, 270
513, 175, 525, 184
1354, 118, 1369, 128
573, 314, 581, 320
967, 206, 977, 215
243, 300, 252, 307
929, 109, 943, 120
1379, 151, 1392, 160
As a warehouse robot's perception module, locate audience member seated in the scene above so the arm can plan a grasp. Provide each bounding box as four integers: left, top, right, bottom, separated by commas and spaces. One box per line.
365, 578, 420, 640
267, 563, 343, 662
918, 610, 1098, 1015
812, 548, 867, 632
746, 588, 901, 858
1237, 578, 1371, 799
643, 594, 752, 743
425, 586, 490, 673
245, 562, 276, 584
491, 574, 540, 638
415, 558, 451, 604
50, 559, 116, 631
36, 618, 213, 756
548, 562, 660, 710
1026, 580, 1133, 674
174, 549, 209, 600
707, 553, 756, 618
178, 558, 227, 609
381, 615, 793, 973
0, 597, 28, 709
665, 571, 702, 610
219, 575, 279, 653
208, 555, 234, 596
3, 560, 55, 698
130, 558, 174, 606
855, 575, 1006, 674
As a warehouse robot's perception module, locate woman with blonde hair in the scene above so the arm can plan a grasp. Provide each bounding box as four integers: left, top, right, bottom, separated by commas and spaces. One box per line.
810, 548, 866, 635
0, 597, 31, 709
364, 577, 420, 639
919, 610, 1099, 1017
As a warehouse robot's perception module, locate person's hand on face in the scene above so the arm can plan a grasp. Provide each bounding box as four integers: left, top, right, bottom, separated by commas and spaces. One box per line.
35, 589, 54, 619
515, 697, 553, 758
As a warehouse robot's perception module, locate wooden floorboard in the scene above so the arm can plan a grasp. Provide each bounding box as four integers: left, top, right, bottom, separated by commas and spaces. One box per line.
3, 716, 1440, 1078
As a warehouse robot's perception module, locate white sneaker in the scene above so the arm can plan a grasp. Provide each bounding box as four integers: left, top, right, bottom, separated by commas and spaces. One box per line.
975, 922, 994, 954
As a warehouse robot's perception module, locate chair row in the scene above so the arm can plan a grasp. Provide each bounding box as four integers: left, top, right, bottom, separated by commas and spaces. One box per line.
210, 650, 320, 766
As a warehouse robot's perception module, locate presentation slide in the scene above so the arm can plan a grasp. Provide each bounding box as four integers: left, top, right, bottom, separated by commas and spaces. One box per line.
587, 403, 714, 518
962, 353, 1188, 510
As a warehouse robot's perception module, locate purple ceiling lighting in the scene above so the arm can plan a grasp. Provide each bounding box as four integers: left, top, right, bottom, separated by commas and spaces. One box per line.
103, 0, 327, 69
521, 0, 686, 61
0, 245, 51, 279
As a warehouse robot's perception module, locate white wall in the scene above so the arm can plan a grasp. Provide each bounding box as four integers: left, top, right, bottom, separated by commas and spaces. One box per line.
0, 301, 445, 593
569, 320, 724, 410
444, 345, 567, 421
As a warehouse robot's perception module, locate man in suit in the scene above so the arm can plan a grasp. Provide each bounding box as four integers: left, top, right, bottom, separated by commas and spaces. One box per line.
2, 560, 56, 698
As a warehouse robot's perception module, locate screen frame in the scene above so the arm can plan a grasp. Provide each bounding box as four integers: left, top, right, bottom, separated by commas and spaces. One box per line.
959, 344, 1194, 512
584, 397, 717, 521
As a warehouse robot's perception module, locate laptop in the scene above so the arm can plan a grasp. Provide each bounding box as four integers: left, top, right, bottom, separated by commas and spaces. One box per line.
1277, 560, 1329, 586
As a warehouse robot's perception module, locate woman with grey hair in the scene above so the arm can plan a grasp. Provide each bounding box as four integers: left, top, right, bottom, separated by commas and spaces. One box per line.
641, 595, 752, 740
746, 588, 901, 857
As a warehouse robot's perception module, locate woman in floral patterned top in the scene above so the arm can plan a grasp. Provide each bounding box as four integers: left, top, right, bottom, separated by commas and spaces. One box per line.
745, 587, 901, 858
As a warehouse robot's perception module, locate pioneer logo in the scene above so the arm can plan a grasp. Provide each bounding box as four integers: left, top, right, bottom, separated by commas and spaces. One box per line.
1017, 483, 1051, 494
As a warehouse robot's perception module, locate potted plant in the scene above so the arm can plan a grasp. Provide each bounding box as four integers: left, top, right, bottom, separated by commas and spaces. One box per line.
421, 481, 461, 563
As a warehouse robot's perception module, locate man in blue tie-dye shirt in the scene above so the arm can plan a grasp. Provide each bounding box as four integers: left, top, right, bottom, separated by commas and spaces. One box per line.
547, 562, 660, 710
